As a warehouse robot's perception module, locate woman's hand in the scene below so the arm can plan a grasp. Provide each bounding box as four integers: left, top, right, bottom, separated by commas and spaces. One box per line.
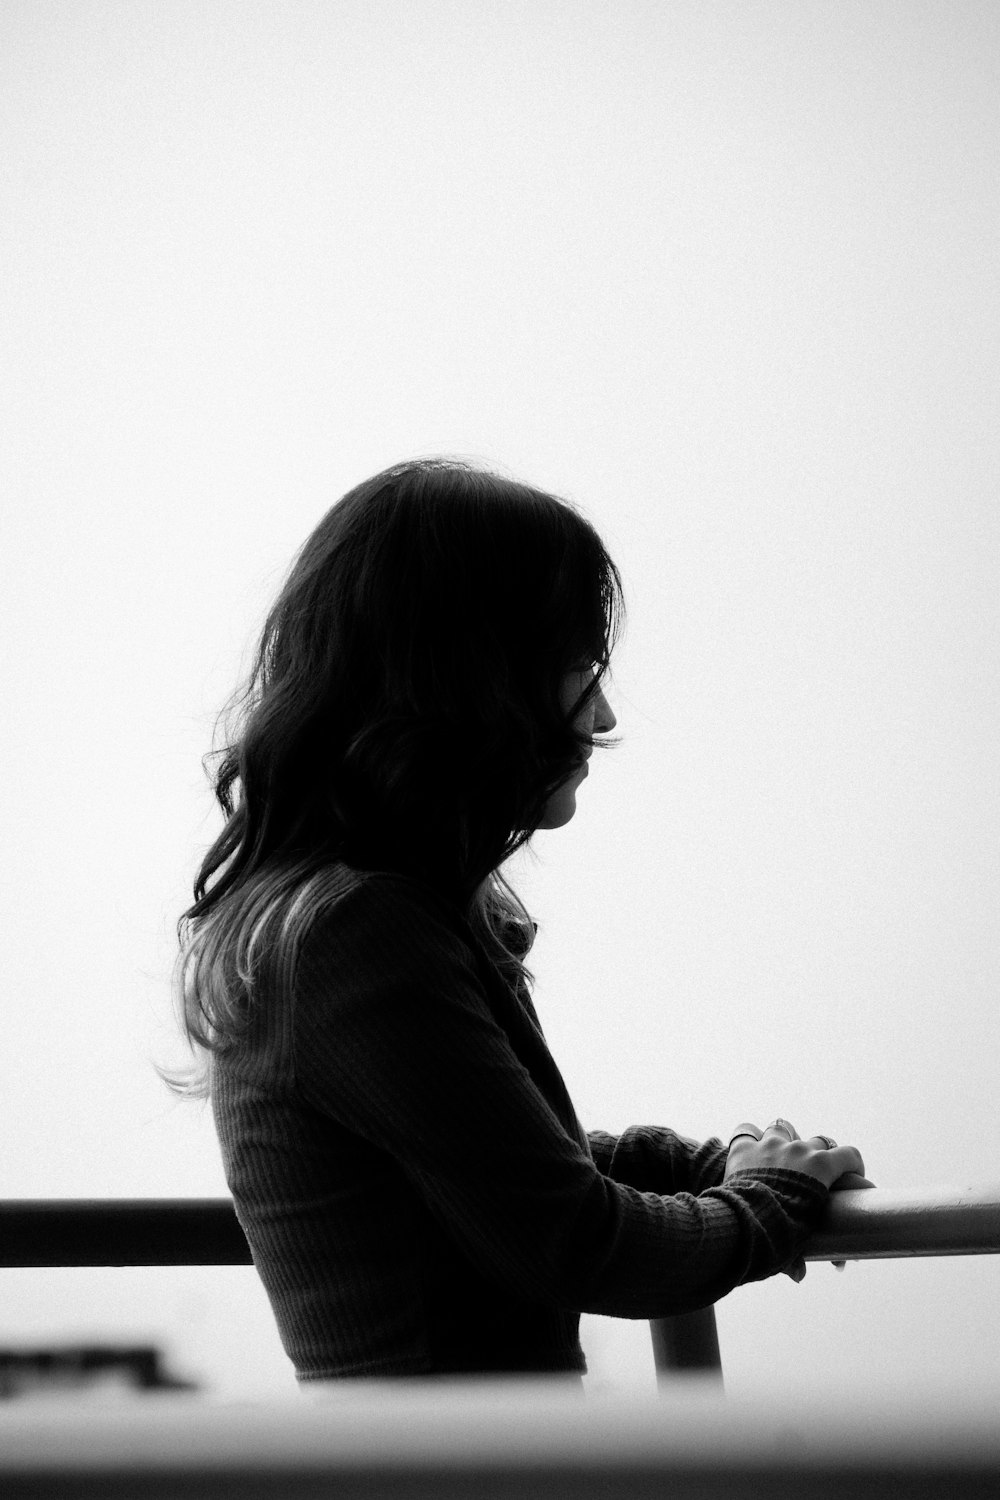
724, 1118, 874, 1282
724, 1117, 867, 1190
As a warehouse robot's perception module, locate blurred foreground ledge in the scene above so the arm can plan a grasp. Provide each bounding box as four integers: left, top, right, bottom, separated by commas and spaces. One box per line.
0, 1380, 998, 1498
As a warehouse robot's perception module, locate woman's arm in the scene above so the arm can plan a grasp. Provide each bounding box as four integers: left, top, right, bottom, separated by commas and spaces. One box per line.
293, 875, 831, 1319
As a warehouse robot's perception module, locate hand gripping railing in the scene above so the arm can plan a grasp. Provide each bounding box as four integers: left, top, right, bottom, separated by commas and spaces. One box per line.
652, 1181, 1000, 1382
2, 1184, 999, 1384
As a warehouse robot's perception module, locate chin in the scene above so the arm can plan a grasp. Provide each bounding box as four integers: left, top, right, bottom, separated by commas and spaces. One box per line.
536, 791, 578, 830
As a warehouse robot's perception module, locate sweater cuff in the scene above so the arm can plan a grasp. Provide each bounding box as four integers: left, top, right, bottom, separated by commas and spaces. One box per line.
705, 1166, 830, 1289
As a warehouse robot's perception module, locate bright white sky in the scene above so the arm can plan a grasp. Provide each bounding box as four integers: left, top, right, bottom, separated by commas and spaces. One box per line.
2, 0, 998, 1400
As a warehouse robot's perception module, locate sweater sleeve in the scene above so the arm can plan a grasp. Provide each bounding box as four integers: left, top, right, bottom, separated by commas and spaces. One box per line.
292, 875, 829, 1319
587, 1127, 729, 1197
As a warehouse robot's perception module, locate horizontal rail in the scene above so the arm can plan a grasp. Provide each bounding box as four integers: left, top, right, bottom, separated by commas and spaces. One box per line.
4, 1184, 998, 1267
0, 1199, 252, 1267
804, 1182, 1000, 1261
0, 1197, 716, 1382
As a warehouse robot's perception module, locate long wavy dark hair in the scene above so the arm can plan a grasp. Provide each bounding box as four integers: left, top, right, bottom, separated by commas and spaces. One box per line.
160, 456, 626, 1099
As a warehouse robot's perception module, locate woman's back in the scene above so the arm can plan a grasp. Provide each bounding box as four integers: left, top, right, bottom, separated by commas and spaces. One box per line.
211, 861, 594, 1380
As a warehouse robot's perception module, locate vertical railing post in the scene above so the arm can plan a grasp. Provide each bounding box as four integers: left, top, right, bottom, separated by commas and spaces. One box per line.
649, 1306, 723, 1386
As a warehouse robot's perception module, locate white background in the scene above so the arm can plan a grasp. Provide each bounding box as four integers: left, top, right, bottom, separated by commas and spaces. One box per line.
2, 0, 998, 1400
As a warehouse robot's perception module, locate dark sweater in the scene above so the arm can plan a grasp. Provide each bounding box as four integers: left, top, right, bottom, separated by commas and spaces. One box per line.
211, 863, 829, 1380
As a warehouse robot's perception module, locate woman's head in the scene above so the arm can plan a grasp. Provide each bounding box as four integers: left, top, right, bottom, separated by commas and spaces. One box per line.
224, 455, 624, 892
164, 456, 625, 1095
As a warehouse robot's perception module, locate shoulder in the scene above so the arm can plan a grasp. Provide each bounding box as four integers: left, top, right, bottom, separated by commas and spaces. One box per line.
294, 862, 481, 990
288, 864, 510, 1069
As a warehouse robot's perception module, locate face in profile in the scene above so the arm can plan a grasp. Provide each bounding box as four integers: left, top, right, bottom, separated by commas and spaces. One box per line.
535, 667, 617, 830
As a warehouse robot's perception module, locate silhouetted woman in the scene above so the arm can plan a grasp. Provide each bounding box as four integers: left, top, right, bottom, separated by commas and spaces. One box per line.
164, 457, 867, 1384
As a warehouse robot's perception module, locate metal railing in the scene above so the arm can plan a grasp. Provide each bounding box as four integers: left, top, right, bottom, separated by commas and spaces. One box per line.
2, 1182, 999, 1385
654, 1181, 1000, 1380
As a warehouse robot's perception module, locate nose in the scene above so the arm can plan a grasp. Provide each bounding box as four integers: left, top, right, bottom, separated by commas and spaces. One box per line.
593, 681, 616, 734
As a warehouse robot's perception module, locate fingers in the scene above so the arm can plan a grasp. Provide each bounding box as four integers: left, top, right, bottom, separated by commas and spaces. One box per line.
826, 1144, 866, 1180
763, 1130, 865, 1181
732, 1120, 839, 1148
831, 1171, 876, 1191
726, 1121, 869, 1194
764, 1119, 800, 1140
784, 1255, 807, 1284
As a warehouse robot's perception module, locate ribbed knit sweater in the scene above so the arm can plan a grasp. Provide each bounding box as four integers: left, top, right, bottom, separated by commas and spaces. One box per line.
211, 862, 829, 1381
